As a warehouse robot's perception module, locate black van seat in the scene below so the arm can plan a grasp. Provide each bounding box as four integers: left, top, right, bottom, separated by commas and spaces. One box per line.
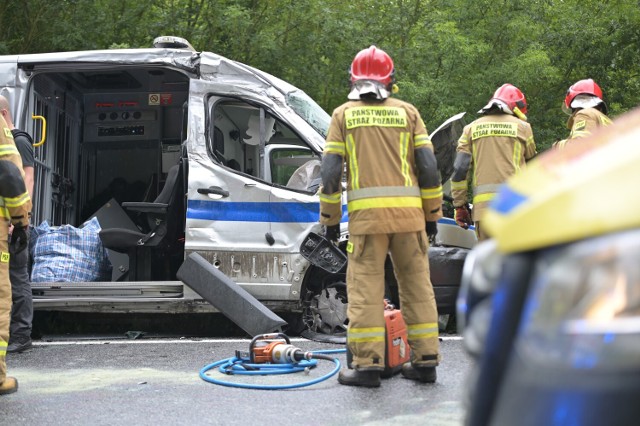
99, 162, 185, 281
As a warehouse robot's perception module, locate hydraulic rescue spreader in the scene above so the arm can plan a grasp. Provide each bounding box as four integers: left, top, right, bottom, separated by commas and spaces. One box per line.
250, 333, 315, 364
199, 333, 345, 390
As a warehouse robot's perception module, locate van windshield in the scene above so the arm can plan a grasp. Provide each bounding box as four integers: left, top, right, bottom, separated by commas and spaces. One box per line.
285, 90, 330, 138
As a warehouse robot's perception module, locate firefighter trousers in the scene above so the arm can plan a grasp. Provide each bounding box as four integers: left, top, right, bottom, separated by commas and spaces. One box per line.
0, 227, 11, 383
346, 230, 440, 370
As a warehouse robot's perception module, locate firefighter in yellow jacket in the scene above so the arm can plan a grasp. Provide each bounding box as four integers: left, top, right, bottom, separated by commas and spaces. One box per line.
320, 46, 442, 387
558, 78, 612, 148
451, 84, 536, 241
0, 114, 31, 395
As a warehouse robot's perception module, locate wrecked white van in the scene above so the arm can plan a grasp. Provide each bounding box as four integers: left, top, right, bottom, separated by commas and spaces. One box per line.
1, 36, 475, 335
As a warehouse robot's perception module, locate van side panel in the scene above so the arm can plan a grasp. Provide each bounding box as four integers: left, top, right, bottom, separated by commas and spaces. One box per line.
0, 57, 18, 85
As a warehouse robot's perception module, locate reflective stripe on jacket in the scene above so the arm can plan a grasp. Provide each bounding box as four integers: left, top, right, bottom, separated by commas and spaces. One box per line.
0, 116, 31, 226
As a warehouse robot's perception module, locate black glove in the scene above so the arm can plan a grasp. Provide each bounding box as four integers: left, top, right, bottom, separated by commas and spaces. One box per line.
10, 225, 28, 253
324, 224, 340, 244
426, 221, 438, 239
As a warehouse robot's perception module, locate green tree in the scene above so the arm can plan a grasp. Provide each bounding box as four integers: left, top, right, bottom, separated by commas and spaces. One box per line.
1, 0, 638, 151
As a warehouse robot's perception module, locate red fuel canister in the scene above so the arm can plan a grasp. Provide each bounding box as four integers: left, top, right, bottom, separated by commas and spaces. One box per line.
346, 301, 411, 377
382, 307, 410, 377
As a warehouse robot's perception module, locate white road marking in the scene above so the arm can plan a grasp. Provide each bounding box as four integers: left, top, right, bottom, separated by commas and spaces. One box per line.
32, 335, 463, 346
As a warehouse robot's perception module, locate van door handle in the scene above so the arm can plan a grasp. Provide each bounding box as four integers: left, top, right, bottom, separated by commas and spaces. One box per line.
197, 186, 229, 198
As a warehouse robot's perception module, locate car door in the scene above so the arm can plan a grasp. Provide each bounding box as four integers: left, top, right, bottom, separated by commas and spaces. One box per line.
185, 88, 273, 254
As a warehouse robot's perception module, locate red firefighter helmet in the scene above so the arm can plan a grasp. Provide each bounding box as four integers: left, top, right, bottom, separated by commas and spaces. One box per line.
491, 83, 528, 114
564, 79, 603, 110
350, 46, 395, 86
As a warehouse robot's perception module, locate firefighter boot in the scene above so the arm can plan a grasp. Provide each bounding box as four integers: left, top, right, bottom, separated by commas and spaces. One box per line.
401, 363, 437, 383
338, 369, 381, 388
0, 377, 18, 395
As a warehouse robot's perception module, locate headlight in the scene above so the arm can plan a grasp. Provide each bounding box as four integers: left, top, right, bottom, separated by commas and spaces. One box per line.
516, 228, 640, 370
457, 239, 503, 356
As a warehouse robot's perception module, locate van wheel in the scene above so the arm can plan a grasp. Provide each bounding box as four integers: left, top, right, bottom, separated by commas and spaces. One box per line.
302, 282, 348, 336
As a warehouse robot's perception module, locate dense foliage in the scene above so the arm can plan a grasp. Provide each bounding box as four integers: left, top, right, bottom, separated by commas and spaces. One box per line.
1, 0, 639, 150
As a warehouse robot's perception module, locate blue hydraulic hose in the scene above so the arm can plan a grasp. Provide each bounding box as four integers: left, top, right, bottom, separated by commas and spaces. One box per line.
199, 348, 346, 390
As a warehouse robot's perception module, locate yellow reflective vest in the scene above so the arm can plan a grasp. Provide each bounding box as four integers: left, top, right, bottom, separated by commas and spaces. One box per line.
320, 97, 442, 235
452, 113, 536, 223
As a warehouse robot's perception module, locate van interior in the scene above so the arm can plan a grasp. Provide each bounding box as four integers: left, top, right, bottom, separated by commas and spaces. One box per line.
29, 67, 189, 228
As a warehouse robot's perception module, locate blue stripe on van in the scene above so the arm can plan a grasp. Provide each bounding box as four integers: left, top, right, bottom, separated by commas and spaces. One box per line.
187, 200, 349, 223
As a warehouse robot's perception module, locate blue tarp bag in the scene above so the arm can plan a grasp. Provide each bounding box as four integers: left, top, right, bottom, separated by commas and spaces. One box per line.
31, 217, 112, 282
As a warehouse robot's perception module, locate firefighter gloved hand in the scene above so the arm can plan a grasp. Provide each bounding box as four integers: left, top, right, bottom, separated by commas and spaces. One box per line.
324, 224, 340, 245
10, 225, 28, 253
426, 221, 438, 239
454, 205, 473, 229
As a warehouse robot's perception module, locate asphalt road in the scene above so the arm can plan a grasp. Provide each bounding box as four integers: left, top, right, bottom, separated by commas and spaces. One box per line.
2, 336, 471, 425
